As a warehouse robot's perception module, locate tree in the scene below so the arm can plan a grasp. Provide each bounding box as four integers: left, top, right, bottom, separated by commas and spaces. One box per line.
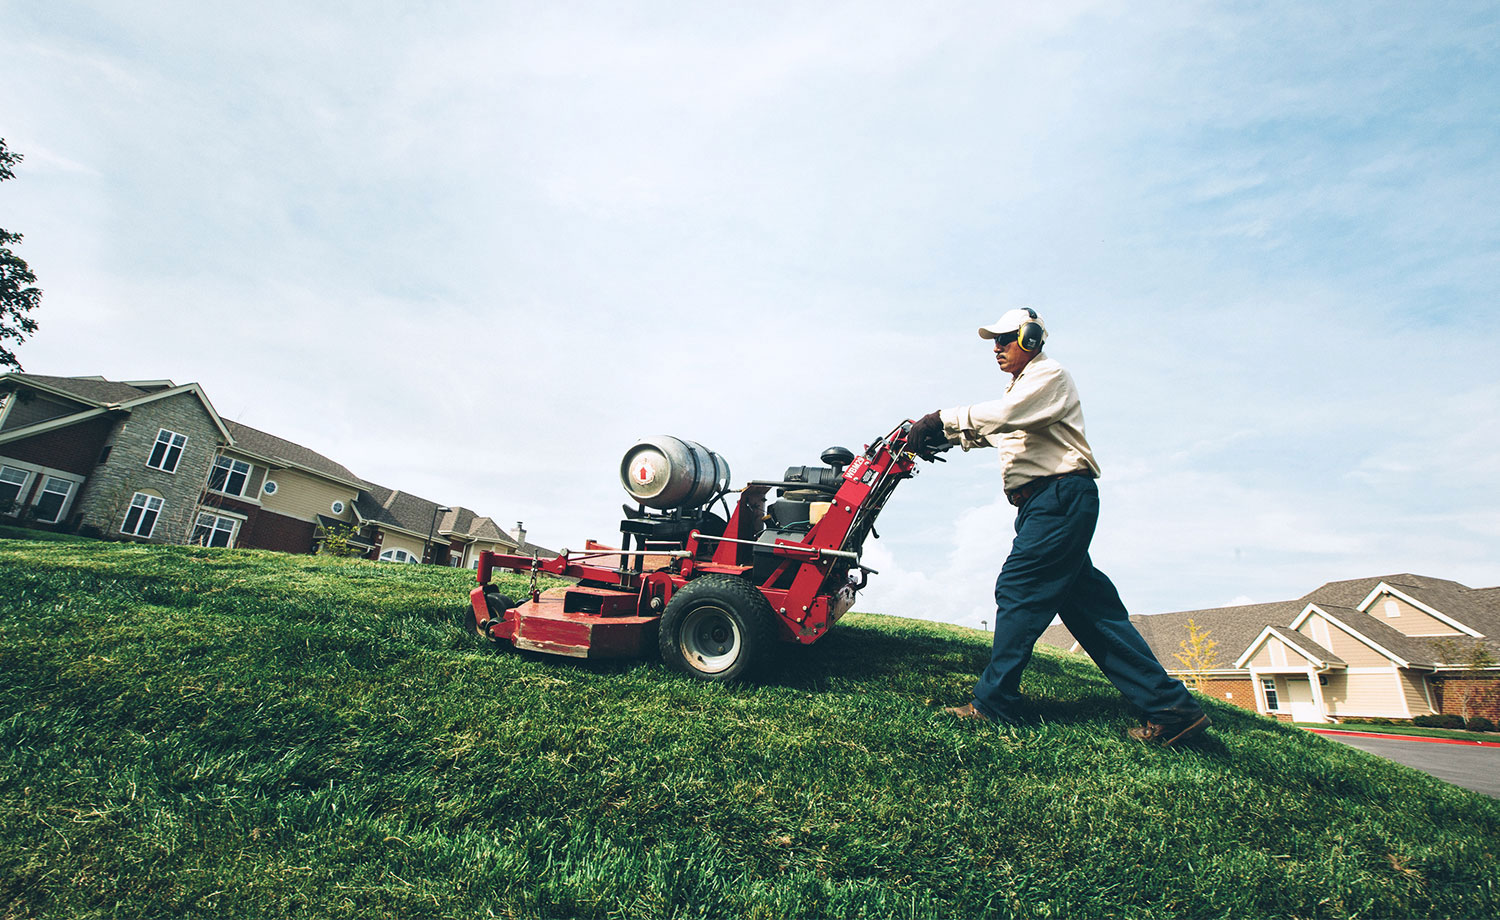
0, 138, 42, 371
317, 522, 367, 558
1174, 618, 1221, 690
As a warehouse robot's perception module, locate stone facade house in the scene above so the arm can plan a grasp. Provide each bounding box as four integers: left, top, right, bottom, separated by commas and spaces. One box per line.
0, 373, 551, 563
1040, 574, 1500, 724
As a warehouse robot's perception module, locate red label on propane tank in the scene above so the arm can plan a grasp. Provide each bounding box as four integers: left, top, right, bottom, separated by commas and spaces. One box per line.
635, 463, 651, 483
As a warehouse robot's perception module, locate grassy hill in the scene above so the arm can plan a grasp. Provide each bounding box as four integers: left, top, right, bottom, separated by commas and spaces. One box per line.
1, 536, 1496, 919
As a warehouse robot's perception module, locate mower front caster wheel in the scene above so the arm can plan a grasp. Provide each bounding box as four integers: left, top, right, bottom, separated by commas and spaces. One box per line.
658, 574, 774, 682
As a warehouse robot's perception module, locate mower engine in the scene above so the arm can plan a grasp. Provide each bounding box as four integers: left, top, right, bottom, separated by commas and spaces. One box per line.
471, 421, 929, 681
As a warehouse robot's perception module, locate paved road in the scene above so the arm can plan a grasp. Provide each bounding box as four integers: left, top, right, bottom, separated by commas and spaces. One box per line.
1312, 733, 1500, 798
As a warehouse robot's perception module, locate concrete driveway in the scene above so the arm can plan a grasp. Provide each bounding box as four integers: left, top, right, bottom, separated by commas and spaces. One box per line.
1309, 730, 1500, 798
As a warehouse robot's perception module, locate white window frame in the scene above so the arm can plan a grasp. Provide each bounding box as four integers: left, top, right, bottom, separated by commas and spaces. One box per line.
121, 492, 164, 538
0, 461, 85, 523
208, 455, 253, 497
0, 464, 30, 516
32, 476, 75, 524
147, 429, 188, 473
379, 548, 420, 564
262, 479, 279, 496
1261, 678, 1281, 712
192, 511, 242, 548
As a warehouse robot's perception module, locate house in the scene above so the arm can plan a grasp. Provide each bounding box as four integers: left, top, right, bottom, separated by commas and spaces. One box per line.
1039, 574, 1500, 724
0, 373, 551, 562
351, 483, 546, 567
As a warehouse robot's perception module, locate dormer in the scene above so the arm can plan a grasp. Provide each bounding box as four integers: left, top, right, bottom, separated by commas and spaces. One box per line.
1356, 583, 1481, 639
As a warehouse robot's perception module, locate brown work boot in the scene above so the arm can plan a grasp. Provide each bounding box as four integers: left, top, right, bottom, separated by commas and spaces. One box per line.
943, 702, 991, 722
1128, 713, 1211, 746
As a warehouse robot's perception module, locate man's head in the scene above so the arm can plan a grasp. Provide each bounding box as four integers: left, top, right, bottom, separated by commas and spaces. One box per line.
978, 308, 1046, 376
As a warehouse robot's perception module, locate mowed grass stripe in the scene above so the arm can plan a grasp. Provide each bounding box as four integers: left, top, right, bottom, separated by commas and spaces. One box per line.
1, 536, 1496, 918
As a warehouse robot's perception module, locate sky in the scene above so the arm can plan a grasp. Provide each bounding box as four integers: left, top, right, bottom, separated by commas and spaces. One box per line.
3, 1, 1498, 628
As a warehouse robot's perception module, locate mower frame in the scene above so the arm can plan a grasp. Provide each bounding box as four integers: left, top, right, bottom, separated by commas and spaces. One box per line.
470, 419, 926, 678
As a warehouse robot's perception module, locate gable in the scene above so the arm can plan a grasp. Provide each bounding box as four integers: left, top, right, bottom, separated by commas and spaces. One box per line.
1363, 593, 1465, 638
0, 390, 94, 433
1295, 611, 1395, 667
1356, 582, 1482, 639
1238, 626, 1344, 670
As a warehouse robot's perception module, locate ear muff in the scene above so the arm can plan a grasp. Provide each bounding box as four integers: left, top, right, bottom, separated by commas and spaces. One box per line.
1017, 308, 1045, 352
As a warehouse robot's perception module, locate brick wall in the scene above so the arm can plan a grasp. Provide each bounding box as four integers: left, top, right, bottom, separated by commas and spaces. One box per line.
1189, 676, 1258, 712
245, 510, 317, 554
1434, 675, 1500, 722
71, 395, 224, 543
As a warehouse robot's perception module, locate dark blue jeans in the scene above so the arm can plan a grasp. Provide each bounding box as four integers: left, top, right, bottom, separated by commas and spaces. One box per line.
971, 474, 1200, 722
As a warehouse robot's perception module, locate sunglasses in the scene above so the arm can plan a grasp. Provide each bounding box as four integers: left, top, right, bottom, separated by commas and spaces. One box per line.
993, 333, 1019, 347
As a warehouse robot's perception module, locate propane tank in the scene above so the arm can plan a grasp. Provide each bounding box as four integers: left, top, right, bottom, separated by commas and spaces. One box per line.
620, 436, 732, 510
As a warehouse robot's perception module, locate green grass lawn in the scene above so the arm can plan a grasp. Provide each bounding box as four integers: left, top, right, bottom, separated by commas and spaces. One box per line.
2, 536, 1497, 919
1296, 723, 1500, 743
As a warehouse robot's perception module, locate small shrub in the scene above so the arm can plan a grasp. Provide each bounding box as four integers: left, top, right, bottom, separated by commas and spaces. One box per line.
1413, 714, 1466, 730
1465, 716, 1496, 733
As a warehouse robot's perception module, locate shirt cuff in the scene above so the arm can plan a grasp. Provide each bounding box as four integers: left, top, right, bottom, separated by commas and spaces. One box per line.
940, 407, 987, 451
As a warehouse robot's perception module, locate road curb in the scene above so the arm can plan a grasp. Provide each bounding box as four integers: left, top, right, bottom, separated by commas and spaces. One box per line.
1305, 728, 1500, 748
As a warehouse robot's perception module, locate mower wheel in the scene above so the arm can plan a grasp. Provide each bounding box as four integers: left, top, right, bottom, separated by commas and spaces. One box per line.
479, 589, 517, 638
658, 574, 774, 682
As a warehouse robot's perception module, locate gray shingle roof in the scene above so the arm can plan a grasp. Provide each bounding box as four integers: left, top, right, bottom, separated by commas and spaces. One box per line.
223, 419, 362, 485
1310, 602, 1472, 669
4, 373, 156, 406
354, 483, 447, 535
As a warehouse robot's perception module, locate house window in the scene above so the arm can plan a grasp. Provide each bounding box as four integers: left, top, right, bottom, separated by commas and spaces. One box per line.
1384, 599, 1400, 618
0, 465, 29, 514
263, 480, 279, 496
147, 429, 188, 473
1261, 678, 1280, 711
192, 512, 240, 548
32, 477, 74, 523
331, 500, 345, 515
208, 456, 252, 497
121, 493, 164, 538
379, 548, 419, 564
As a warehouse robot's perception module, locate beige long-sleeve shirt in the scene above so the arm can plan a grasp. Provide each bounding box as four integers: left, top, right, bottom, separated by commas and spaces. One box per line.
938, 351, 1101, 492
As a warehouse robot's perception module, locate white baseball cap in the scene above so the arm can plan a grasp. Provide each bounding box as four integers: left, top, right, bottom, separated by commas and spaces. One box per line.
978, 308, 1046, 340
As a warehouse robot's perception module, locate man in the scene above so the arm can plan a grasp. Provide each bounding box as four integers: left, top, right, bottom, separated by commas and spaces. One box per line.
906, 308, 1210, 746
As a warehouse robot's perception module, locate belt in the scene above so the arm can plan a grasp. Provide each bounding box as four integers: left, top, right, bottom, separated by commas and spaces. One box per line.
1006, 469, 1095, 507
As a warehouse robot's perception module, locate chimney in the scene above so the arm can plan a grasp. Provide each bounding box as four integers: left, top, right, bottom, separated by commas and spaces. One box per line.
511, 521, 526, 545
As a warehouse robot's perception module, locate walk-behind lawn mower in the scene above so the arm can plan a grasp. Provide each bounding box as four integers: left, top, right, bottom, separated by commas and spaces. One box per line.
470, 420, 937, 681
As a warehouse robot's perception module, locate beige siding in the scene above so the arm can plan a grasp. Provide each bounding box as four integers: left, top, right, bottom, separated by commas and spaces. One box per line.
260, 469, 358, 523
460, 539, 508, 568
1324, 670, 1407, 716
1367, 593, 1463, 638
1315, 621, 1391, 667
379, 531, 426, 560
1398, 670, 1436, 715
1249, 636, 1319, 669
1297, 614, 1336, 651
